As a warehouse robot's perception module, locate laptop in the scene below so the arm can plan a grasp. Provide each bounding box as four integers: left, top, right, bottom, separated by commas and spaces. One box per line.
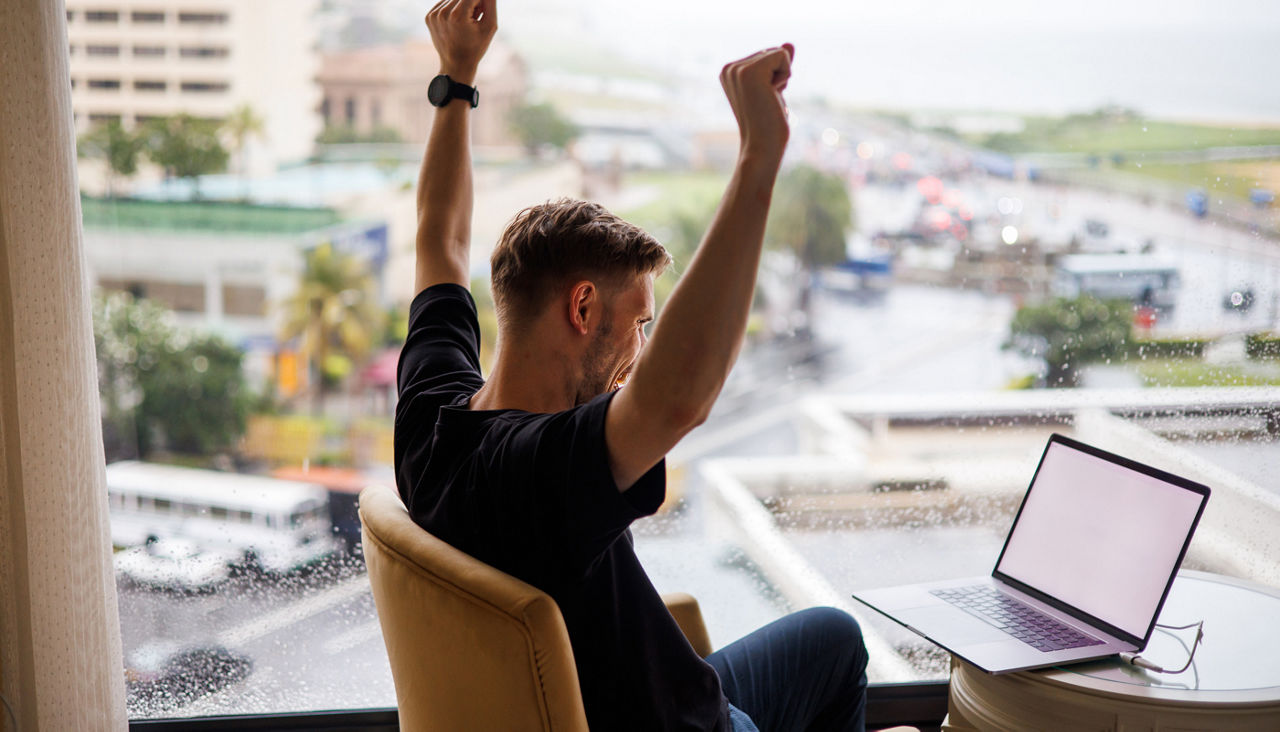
851, 433, 1210, 674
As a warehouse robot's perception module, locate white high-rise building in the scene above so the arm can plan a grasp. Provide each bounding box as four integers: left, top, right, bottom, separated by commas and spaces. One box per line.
66, 0, 322, 173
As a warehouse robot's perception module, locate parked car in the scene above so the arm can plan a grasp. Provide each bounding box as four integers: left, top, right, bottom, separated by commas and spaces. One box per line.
126, 642, 253, 715
115, 537, 234, 593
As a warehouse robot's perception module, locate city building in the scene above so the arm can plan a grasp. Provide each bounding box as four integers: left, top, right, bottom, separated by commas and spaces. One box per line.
66, 0, 323, 172
80, 197, 388, 392
317, 38, 527, 150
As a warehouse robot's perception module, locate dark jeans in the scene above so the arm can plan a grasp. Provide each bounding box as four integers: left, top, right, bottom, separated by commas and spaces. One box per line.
706, 607, 869, 732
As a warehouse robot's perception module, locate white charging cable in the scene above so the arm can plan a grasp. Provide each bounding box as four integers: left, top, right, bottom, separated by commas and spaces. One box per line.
1119, 620, 1205, 674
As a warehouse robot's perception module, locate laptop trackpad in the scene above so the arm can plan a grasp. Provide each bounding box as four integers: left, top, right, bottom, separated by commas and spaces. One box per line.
897, 606, 1010, 645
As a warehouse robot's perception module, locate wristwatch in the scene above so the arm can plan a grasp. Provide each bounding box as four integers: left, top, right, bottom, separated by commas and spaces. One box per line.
428, 74, 479, 109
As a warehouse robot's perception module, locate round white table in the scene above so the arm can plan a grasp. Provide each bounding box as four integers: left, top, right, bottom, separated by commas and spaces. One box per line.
943, 571, 1280, 731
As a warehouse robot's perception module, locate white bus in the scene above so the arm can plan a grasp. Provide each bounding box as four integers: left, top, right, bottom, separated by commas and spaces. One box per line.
106, 461, 341, 573
1052, 253, 1180, 309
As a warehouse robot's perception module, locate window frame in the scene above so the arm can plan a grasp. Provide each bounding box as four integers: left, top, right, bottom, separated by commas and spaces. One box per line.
124, 682, 950, 729
131, 10, 166, 24
84, 10, 121, 23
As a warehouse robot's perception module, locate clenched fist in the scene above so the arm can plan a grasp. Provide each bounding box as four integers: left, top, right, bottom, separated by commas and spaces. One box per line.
425, 0, 498, 85
720, 44, 794, 164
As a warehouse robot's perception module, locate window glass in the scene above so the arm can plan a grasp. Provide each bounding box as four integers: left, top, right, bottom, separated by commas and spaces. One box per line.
180, 81, 231, 94
73, 0, 1280, 720
178, 12, 228, 25
180, 46, 230, 59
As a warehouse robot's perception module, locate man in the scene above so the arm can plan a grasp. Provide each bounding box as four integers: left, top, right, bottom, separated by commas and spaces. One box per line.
395, 0, 870, 729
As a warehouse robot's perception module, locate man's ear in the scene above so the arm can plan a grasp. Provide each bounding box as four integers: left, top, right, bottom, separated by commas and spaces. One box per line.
567, 280, 597, 336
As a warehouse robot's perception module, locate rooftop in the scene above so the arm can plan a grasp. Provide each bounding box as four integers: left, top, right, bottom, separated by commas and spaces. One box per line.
81, 196, 342, 235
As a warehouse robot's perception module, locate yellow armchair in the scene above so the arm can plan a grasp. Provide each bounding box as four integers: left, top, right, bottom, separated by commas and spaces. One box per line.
358, 483, 712, 731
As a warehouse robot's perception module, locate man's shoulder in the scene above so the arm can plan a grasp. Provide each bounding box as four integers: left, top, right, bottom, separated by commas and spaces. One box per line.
399, 283, 483, 399
404, 283, 480, 354
411, 282, 476, 313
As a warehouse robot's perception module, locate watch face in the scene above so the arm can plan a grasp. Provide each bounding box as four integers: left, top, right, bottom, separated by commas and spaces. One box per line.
428, 75, 450, 106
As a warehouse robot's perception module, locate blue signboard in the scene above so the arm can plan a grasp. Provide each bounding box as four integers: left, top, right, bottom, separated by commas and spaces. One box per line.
321, 222, 389, 270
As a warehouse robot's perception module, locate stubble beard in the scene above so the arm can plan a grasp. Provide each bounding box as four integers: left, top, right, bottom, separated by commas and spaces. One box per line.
576, 320, 616, 406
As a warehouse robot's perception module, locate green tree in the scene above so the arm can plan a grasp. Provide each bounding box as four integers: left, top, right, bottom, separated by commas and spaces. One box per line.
1007, 296, 1133, 387
507, 102, 578, 157
223, 104, 266, 199
93, 292, 250, 459
142, 114, 230, 198
766, 165, 853, 270
765, 165, 853, 331
279, 243, 386, 415
77, 120, 145, 198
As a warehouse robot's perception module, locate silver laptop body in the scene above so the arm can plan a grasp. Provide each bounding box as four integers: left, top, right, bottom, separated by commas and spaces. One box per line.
852, 433, 1210, 675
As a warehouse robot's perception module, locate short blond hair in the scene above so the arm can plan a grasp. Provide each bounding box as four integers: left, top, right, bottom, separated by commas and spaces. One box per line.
490, 198, 671, 326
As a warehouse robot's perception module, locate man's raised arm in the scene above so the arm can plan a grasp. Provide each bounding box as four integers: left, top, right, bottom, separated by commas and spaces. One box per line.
606, 45, 794, 490
414, 0, 497, 295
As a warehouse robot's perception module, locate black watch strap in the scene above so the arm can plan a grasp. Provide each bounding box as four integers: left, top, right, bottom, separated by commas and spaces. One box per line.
428, 74, 479, 109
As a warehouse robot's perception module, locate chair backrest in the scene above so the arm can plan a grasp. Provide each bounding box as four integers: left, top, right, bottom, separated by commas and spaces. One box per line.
358, 483, 589, 732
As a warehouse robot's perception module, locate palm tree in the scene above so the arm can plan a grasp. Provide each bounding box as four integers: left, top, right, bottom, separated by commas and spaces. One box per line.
279, 243, 385, 415
223, 104, 266, 200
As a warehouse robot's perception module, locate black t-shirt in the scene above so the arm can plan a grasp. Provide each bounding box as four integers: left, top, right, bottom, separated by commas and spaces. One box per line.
394, 284, 730, 731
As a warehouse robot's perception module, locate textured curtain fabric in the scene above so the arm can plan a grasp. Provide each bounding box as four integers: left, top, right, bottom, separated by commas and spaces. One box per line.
0, 0, 128, 728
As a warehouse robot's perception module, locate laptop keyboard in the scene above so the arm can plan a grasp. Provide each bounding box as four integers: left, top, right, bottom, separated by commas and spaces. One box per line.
930, 585, 1105, 652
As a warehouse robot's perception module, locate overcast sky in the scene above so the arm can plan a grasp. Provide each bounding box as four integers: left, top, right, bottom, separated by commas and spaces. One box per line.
496, 0, 1280, 121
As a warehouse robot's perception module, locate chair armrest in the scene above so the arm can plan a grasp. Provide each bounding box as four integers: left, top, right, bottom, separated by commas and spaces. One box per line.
661, 592, 712, 658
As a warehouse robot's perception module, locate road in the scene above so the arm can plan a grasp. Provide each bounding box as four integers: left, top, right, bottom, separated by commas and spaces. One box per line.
947, 177, 1280, 335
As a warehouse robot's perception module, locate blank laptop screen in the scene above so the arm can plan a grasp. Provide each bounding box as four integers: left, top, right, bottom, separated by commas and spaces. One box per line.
995, 440, 1206, 638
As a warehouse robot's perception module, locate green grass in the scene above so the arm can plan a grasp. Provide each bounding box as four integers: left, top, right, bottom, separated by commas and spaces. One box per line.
1111, 159, 1280, 200
615, 170, 730, 305
972, 114, 1280, 155
1004, 374, 1036, 390
617, 170, 730, 264
1135, 359, 1280, 388
81, 196, 342, 234
619, 171, 729, 225
960, 111, 1280, 204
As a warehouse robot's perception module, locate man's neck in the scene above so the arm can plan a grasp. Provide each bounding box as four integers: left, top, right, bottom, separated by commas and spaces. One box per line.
469, 346, 579, 414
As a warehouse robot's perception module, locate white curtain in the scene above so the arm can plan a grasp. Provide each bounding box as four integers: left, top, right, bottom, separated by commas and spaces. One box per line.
0, 0, 128, 728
